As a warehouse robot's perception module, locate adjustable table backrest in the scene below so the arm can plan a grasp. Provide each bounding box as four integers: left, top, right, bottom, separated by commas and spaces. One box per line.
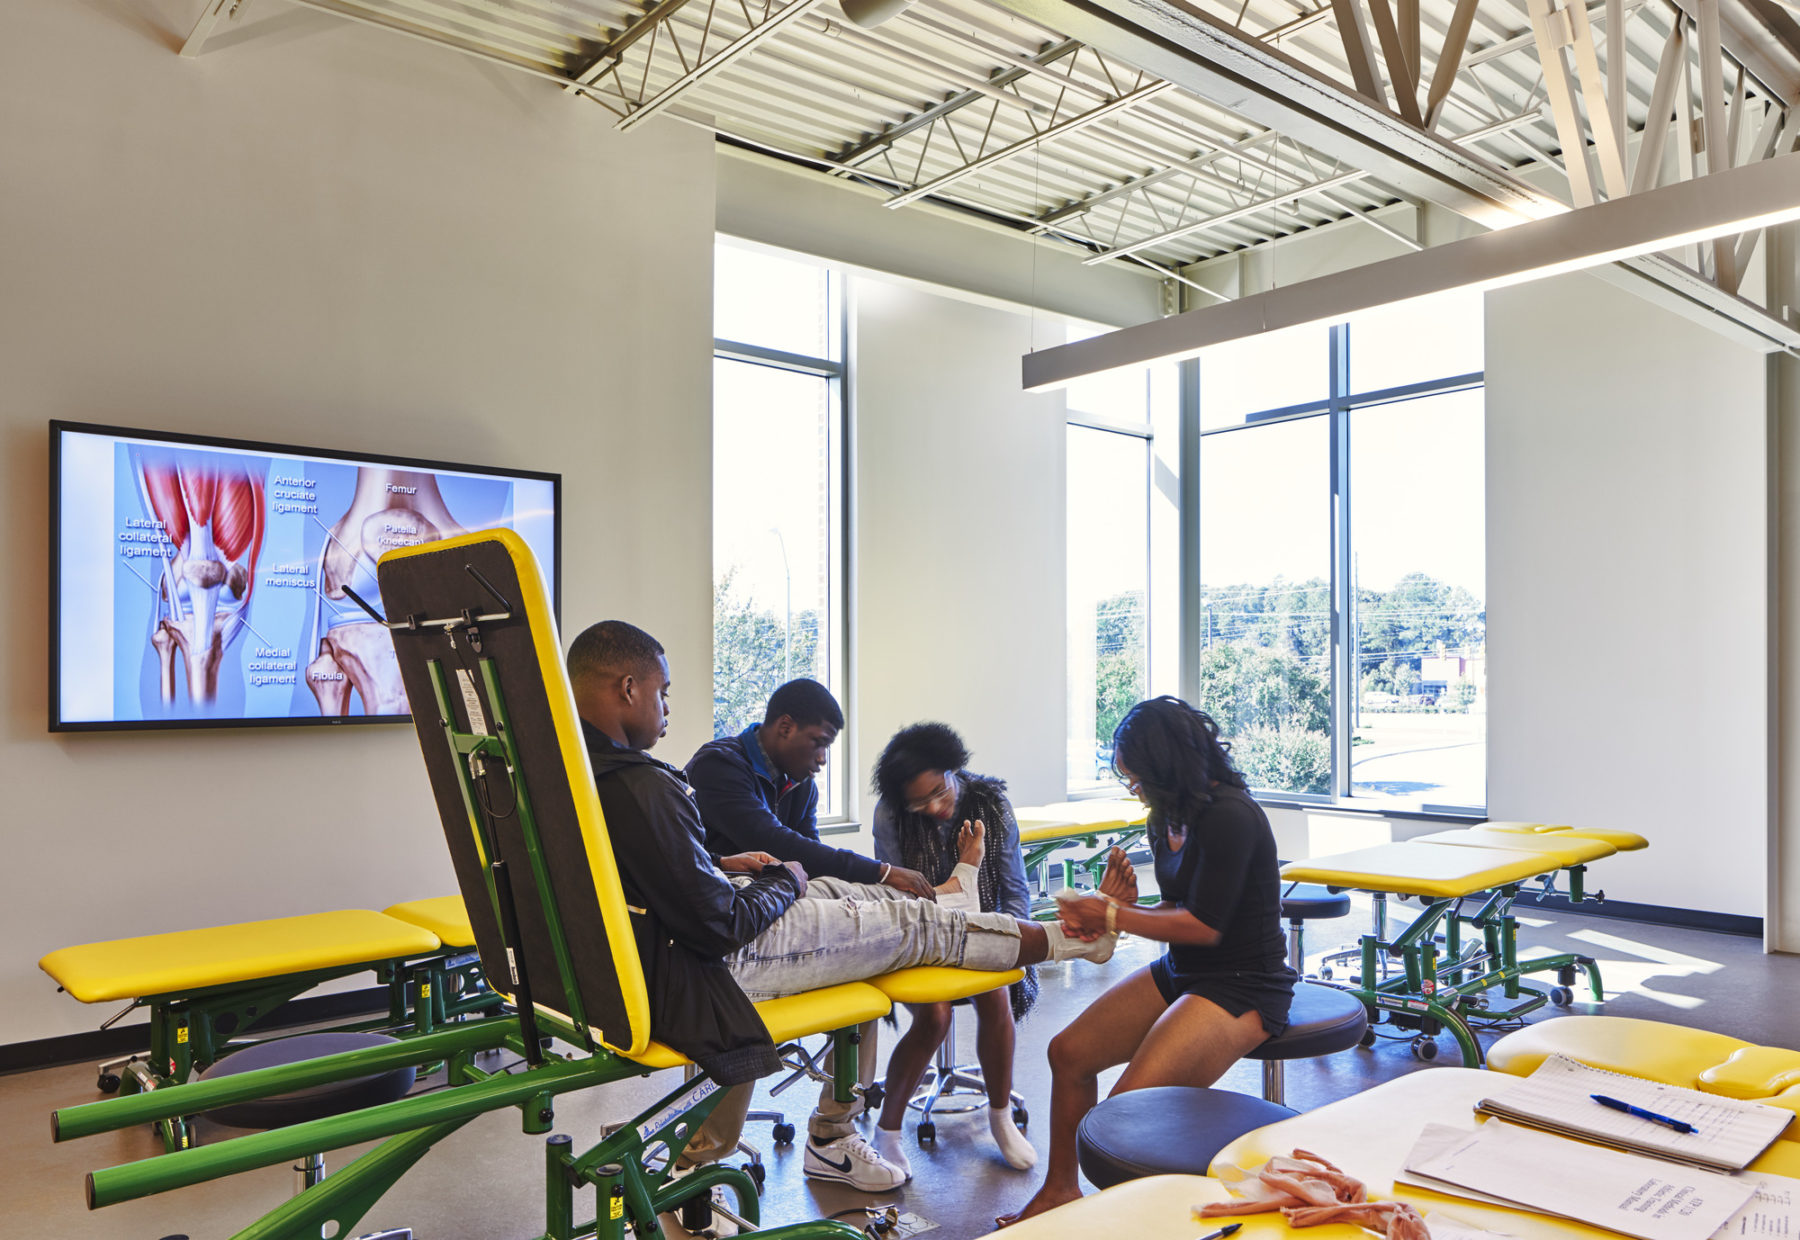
377, 529, 650, 1058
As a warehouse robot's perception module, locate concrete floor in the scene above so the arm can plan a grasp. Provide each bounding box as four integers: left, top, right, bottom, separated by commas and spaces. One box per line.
6, 899, 1789, 1240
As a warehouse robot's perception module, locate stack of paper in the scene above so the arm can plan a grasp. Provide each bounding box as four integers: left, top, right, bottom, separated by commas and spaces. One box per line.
1476, 1055, 1793, 1173
1400, 1121, 1759, 1240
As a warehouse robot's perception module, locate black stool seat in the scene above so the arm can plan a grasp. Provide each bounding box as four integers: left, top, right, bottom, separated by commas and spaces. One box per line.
1076, 1086, 1296, 1188
1281, 884, 1351, 921
200, 1032, 416, 1129
1246, 983, 1368, 1062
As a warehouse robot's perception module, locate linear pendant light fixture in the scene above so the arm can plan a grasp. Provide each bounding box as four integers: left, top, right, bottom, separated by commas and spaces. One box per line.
1023, 146, 1800, 391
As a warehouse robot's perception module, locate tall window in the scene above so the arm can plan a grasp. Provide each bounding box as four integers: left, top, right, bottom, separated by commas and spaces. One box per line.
713, 242, 846, 816
1066, 342, 1175, 793
1197, 291, 1485, 813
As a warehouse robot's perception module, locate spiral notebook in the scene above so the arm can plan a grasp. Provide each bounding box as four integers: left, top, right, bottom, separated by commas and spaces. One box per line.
1475, 1055, 1793, 1174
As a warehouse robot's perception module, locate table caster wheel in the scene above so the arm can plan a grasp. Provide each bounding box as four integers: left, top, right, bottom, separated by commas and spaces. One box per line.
1411, 1036, 1439, 1062
1550, 986, 1574, 1007
1012, 1105, 1028, 1129
97, 1072, 121, 1094
771, 1122, 796, 1145
1359, 1027, 1377, 1049
1318, 965, 1334, 980
746, 1161, 767, 1189
916, 1121, 936, 1144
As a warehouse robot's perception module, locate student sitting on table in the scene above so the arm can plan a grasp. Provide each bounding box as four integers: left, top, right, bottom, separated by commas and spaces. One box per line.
869, 722, 1039, 1176
567, 621, 1120, 1195
998, 696, 1297, 1227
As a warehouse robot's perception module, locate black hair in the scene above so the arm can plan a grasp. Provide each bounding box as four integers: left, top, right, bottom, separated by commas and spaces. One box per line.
566, 620, 665, 686
764, 678, 844, 731
1111, 695, 1246, 838
873, 722, 972, 805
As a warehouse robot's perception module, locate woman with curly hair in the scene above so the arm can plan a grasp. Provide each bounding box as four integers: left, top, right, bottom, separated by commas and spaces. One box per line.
997, 696, 1296, 1226
869, 722, 1040, 1175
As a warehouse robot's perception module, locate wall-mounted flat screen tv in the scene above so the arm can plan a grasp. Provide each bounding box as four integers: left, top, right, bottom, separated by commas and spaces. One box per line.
51, 421, 560, 731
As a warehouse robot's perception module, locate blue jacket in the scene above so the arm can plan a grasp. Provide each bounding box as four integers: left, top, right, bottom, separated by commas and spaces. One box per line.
685, 724, 884, 885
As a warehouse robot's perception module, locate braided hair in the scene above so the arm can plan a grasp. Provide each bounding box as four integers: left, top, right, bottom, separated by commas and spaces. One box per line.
873, 723, 1039, 1020
1111, 695, 1246, 846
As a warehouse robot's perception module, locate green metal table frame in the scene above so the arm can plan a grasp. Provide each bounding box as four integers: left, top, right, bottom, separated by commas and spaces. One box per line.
1330, 867, 1604, 1067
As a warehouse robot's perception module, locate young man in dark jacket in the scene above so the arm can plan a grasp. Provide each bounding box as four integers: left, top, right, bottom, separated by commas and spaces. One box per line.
687, 679, 936, 899
568, 620, 1116, 1195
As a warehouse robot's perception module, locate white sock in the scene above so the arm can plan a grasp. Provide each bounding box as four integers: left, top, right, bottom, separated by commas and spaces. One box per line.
937, 862, 982, 913
1045, 920, 1116, 964
988, 1104, 1038, 1170
872, 1125, 913, 1180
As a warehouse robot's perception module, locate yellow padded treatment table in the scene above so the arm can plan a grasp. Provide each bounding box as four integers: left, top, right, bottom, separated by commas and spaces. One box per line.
39, 908, 455, 1144
50, 528, 979, 1240
1212, 1067, 1800, 1238
1489, 1015, 1800, 1133
1013, 797, 1149, 913
1282, 839, 1616, 1066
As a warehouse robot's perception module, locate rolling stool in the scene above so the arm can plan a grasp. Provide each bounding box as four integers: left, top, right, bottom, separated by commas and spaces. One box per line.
1076, 1087, 1295, 1188
910, 1001, 1026, 1143
1244, 982, 1369, 1105
1280, 881, 1351, 976
200, 1031, 417, 1238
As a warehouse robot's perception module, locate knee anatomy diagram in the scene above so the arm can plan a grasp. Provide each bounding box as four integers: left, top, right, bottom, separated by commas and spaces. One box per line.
97, 445, 540, 724
137, 460, 266, 705
306, 470, 467, 717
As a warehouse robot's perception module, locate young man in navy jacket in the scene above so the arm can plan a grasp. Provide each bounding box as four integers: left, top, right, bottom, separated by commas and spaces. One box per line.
686, 680, 934, 899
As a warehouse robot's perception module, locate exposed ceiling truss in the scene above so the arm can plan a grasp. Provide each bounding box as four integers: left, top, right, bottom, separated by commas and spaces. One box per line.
179, 0, 1800, 343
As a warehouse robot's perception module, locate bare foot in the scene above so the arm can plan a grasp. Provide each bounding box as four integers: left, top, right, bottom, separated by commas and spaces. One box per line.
1097, 845, 1137, 903
995, 1182, 1083, 1228
960, 819, 986, 867
937, 820, 986, 898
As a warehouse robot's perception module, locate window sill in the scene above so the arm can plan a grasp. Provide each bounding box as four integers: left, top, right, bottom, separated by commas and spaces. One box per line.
1252, 797, 1487, 826
817, 820, 861, 837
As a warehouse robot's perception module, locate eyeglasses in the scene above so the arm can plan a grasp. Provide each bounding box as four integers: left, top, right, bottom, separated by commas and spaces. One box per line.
904, 771, 958, 815
1117, 773, 1143, 797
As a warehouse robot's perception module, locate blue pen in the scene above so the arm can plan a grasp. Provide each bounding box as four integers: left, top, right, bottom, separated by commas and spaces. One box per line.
1591, 1093, 1697, 1134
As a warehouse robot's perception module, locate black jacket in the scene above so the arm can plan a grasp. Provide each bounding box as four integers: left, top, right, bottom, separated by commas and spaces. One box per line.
686, 726, 883, 884
583, 721, 800, 1085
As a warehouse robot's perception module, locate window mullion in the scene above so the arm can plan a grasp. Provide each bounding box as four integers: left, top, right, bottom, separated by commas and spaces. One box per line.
1328, 325, 1354, 803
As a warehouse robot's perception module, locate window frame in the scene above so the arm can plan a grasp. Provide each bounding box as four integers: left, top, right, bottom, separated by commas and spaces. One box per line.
1194, 321, 1486, 816
711, 256, 854, 828
1064, 412, 1155, 798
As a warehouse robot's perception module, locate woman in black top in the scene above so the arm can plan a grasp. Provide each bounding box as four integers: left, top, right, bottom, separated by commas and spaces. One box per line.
997, 696, 1296, 1227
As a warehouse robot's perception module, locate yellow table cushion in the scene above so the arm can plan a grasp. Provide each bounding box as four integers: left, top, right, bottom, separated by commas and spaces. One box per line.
1553, 827, 1649, 851
1015, 799, 1148, 833
1281, 841, 1556, 899
627, 982, 893, 1071
996, 1174, 1364, 1240
1016, 817, 1086, 844
1487, 1015, 1753, 1091
383, 896, 475, 948
1698, 1044, 1800, 1100
867, 966, 1025, 1005
1479, 821, 1565, 833
39, 910, 443, 1004
1412, 828, 1616, 867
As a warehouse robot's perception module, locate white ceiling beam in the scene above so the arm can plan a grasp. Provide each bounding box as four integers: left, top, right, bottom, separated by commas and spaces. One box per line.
615, 0, 826, 133
1023, 144, 1800, 389
181, 0, 242, 57
562, 0, 697, 95
1632, 18, 1687, 193
884, 80, 1174, 208
1081, 168, 1371, 262
1425, 0, 1482, 129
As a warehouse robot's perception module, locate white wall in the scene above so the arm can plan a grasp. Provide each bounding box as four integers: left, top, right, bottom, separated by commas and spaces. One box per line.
1, 2, 716, 1042
1485, 273, 1768, 915
849, 279, 1070, 822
